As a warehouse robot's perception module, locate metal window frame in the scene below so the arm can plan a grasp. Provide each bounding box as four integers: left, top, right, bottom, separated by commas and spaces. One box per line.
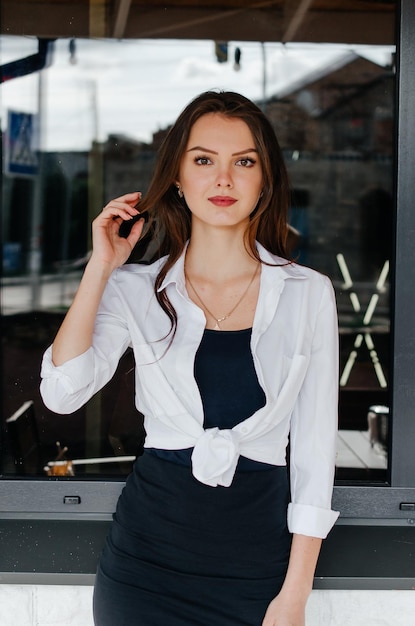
332, 0, 415, 521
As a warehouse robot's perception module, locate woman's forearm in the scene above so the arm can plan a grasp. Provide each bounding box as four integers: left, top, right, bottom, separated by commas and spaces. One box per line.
262, 534, 322, 625
281, 534, 322, 599
51, 258, 112, 366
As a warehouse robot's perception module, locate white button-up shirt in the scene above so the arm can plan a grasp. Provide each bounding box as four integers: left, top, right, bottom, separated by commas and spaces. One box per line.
40, 243, 340, 538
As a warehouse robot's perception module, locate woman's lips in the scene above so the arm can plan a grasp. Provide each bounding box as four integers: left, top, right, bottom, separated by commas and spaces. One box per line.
208, 196, 237, 206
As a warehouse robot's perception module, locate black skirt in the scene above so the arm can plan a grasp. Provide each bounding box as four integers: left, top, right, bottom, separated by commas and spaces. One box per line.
93, 452, 291, 626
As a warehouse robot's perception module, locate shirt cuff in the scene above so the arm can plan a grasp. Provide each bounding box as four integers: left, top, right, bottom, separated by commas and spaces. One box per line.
40, 345, 95, 395
287, 502, 340, 539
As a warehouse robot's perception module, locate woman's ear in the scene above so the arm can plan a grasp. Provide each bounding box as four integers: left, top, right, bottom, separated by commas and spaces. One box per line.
175, 182, 184, 199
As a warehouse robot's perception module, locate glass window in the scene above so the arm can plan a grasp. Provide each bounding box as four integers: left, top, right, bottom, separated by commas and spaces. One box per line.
275, 52, 395, 484
1, 35, 395, 483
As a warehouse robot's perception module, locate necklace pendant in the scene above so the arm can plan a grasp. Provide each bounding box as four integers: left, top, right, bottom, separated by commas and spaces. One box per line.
214, 315, 227, 331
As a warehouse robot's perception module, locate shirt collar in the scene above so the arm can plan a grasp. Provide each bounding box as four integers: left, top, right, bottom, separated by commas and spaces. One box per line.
256, 242, 308, 284
157, 240, 307, 294
157, 241, 189, 293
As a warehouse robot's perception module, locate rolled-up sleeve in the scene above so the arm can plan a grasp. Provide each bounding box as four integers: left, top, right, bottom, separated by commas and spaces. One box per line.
40, 279, 131, 414
288, 277, 340, 538
40, 346, 96, 414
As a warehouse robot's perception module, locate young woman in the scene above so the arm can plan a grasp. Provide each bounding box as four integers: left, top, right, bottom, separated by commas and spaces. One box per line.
40, 91, 339, 626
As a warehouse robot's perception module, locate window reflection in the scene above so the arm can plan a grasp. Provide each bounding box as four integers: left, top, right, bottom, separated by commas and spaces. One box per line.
273, 53, 394, 483
1, 37, 394, 481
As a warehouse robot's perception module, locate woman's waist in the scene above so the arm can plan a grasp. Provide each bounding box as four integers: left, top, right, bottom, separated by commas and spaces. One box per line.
143, 414, 290, 486
145, 448, 281, 472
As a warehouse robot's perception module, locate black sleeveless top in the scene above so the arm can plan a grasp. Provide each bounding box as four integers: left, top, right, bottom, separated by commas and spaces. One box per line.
148, 328, 274, 471
195, 328, 266, 430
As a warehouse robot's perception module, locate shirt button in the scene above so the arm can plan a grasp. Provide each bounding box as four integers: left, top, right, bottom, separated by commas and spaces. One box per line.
241, 427, 248, 434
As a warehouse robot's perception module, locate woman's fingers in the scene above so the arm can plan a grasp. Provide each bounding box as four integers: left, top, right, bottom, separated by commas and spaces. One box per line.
106, 191, 141, 209
101, 202, 138, 222
111, 191, 142, 213
126, 217, 146, 248
113, 191, 142, 204
97, 192, 143, 224
90, 193, 146, 270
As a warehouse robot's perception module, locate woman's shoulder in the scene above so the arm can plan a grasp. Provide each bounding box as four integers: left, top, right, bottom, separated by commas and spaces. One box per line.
259, 245, 332, 287
102, 257, 168, 304
111, 255, 167, 281
289, 261, 332, 286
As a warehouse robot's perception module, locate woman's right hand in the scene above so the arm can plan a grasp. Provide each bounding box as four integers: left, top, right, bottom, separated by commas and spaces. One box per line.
90, 191, 145, 274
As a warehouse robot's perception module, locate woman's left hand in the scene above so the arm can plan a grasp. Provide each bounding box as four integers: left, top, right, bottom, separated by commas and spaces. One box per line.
262, 592, 306, 626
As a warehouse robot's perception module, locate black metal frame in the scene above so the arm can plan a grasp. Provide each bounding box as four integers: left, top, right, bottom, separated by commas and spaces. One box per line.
332, 0, 415, 517
1, 0, 414, 587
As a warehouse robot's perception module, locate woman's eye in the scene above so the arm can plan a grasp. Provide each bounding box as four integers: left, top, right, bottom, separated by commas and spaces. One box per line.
194, 156, 212, 165
236, 157, 256, 167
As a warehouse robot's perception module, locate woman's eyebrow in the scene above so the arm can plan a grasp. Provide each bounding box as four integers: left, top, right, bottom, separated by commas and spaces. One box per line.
232, 148, 258, 156
187, 146, 218, 154
186, 146, 258, 155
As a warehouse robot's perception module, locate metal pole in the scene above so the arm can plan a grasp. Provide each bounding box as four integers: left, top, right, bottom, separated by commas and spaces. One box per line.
29, 68, 46, 309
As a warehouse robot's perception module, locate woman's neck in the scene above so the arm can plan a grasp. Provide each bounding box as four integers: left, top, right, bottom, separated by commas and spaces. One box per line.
186, 226, 257, 281
184, 226, 261, 331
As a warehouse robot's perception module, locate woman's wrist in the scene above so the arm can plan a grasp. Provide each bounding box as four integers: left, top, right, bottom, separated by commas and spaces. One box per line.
85, 254, 115, 282
279, 579, 312, 604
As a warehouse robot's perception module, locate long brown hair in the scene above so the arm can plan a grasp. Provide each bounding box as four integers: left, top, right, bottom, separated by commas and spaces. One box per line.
136, 90, 291, 339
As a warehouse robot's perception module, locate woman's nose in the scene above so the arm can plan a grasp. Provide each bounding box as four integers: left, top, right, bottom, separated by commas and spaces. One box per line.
216, 160, 233, 187
215, 165, 233, 188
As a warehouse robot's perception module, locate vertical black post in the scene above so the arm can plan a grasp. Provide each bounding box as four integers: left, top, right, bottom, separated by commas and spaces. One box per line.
391, 0, 415, 487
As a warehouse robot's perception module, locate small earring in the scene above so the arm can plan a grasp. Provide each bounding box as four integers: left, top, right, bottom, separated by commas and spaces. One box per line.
176, 184, 184, 199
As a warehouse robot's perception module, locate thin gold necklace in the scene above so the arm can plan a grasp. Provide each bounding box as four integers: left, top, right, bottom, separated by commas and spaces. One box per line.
185, 264, 259, 330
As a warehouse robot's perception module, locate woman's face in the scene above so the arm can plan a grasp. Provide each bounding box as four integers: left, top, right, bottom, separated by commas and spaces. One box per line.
177, 113, 263, 232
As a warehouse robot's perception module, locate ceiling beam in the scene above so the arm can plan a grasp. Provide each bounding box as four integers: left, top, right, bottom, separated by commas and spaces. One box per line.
123, 0, 278, 40
0, 2, 395, 45
122, 4, 284, 42
112, 0, 132, 39
282, 0, 314, 43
